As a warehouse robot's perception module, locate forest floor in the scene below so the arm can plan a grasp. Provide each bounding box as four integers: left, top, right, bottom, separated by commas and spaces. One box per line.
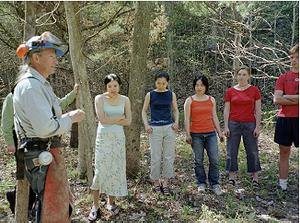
0, 129, 298, 222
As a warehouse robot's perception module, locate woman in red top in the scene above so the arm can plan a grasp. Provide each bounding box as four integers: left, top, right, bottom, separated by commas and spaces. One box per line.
184, 75, 224, 195
224, 66, 262, 187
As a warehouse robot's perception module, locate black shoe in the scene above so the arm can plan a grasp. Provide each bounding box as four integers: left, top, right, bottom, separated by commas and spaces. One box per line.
162, 186, 172, 196
228, 179, 236, 186
6, 190, 16, 214
252, 180, 260, 189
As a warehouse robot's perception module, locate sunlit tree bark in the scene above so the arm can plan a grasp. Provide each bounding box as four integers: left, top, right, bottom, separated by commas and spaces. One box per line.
64, 1, 96, 184
126, 2, 153, 177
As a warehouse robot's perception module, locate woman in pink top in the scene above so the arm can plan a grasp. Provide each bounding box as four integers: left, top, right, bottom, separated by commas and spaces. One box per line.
224, 66, 262, 187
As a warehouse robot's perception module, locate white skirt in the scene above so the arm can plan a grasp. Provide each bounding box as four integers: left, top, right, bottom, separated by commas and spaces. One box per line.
90, 126, 128, 196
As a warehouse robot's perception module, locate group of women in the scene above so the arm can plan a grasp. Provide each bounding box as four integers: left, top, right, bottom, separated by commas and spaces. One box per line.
87, 65, 262, 221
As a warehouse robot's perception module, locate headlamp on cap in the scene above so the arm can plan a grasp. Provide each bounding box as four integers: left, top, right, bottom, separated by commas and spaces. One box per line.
16, 31, 67, 59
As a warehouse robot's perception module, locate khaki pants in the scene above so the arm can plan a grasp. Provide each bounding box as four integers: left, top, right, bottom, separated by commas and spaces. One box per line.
149, 124, 176, 180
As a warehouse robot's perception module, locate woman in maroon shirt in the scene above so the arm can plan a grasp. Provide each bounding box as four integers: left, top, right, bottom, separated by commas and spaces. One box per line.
223, 66, 262, 187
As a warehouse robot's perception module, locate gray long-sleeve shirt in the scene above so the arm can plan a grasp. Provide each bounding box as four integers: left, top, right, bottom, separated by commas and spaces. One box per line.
13, 67, 72, 139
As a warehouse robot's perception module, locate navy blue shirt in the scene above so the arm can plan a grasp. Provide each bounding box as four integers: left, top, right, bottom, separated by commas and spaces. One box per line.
149, 90, 173, 126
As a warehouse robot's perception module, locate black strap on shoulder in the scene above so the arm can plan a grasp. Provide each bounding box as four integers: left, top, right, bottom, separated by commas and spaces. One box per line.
11, 76, 39, 94
12, 75, 56, 118
13, 75, 58, 140
12, 76, 40, 139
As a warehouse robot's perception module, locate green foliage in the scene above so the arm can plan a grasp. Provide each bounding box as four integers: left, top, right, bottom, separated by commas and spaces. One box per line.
0, 1, 297, 117
261, 109, 277, 129
148, 1, 299, 116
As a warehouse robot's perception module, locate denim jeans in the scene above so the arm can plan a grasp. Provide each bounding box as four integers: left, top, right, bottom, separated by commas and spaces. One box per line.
226, 121, 261, 173
191, 131, 219, 186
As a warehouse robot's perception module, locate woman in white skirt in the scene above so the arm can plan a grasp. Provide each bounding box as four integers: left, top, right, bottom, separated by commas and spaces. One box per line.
88, 74, 131, 221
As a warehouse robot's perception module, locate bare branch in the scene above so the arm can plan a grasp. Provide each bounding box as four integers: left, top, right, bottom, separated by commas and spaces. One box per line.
35, 2, 60, 26
83, 7, 135, 44
75, 2, 106, 16
94, 49, 128, 72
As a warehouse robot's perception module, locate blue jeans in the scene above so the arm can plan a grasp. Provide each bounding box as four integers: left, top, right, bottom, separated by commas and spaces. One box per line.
191, 132, 219, 186
226, 121, 261, 173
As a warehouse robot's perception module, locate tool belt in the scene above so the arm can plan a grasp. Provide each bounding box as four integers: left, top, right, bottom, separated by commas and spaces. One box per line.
16, 136, 62, 179
20, 136, 62, 150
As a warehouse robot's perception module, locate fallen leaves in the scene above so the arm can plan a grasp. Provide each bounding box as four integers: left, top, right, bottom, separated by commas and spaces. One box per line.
0, 131, 298, 222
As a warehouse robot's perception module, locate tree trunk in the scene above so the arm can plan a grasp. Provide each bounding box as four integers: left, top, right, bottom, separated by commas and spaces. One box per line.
233, 32, 241, 74
165, 2, 175, 89
291, 3, 296, 46
232, 2, 242, 85
69, 122, 78, 148
23, 1, 36, 40
15, 2, 37, 222
64, 1, 96, 184
15, 180, 29, 223
126, 2, 153, 178
66, 102, 78, 148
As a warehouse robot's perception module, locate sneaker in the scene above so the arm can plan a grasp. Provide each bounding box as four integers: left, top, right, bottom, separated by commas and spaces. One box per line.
212, 184, 223, 195
197, 184, 206, 192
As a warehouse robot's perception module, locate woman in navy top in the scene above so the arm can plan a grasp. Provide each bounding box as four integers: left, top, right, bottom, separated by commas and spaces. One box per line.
142, 70, 179, 195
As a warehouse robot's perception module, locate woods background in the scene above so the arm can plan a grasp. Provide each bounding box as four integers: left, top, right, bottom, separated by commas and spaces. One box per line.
0, 2, 299, 222
0, 0, 298, 179
0, 1, 298, 115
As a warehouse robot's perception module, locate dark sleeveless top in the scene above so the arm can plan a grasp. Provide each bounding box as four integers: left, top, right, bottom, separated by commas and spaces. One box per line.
149, 90, 173, 126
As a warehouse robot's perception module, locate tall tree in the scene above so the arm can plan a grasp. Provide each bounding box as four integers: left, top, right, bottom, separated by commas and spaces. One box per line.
232, 2, 242, 80
126, 2, 153, 177
15, 2, 37, 222
291, 2, 296, 46
165, 2, 175, 89
64, 1, 96, 184
23, 2, 36, 40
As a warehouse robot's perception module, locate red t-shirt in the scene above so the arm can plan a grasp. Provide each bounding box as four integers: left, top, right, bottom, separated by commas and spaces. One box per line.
275, 71, 299, 117
224, 85, 261, 122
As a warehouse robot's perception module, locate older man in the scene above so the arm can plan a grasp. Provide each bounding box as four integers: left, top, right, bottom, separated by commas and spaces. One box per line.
14, 31, 85, 223
2, 84, 80, 219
